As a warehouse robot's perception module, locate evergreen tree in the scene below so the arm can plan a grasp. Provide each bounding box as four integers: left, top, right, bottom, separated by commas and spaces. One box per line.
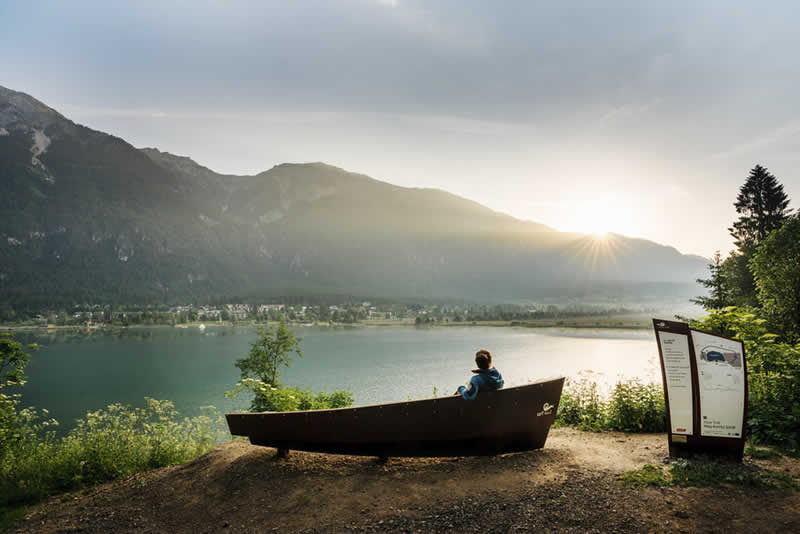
729, 165, 791, 253
692, 251, 730, 310
723, 165, 792, 306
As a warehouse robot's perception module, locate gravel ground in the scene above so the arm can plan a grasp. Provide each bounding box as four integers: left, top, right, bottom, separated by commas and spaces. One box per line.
13, 428, 800, 533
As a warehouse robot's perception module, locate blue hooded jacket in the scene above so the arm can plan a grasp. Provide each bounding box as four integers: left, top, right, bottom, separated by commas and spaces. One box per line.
457, 368, 504, 400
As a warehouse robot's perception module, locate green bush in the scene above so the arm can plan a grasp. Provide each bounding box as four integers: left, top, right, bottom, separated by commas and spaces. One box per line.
751, 218, 800, 342
226, 378, 354, 413
556, 376, 666, 433
606, 379, 666, 432
0, 398, 224, 507
554, 376, 606, 431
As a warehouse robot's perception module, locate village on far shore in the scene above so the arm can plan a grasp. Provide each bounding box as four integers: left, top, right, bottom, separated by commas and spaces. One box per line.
1, 298, 665, 330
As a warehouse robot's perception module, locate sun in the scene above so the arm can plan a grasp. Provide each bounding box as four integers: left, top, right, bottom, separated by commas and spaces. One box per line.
555, 198, 633, 237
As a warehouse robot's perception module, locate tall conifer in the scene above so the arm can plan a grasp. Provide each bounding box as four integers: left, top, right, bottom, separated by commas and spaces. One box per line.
717, 165, 792, 306
729, 165, 791, 253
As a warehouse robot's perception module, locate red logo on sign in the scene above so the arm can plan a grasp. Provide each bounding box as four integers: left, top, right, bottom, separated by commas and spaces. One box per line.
676, 428, 686, 432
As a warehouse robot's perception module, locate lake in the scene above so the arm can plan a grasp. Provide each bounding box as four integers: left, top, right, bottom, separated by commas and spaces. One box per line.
16, 325, 661, 431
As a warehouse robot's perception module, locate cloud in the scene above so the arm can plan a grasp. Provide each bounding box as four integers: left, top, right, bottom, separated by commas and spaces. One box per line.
709, 120, 800, 162
61, 106, 346, 126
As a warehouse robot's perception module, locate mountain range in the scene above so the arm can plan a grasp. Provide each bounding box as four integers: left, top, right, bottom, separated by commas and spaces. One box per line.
0, 85, 707, 306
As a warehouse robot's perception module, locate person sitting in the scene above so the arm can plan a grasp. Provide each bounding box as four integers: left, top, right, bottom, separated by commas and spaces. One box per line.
455, 349, 504, 400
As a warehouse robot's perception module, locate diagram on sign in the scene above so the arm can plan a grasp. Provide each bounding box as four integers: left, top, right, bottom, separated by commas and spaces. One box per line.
699, 345, 742, 368
692, 331, 745, 438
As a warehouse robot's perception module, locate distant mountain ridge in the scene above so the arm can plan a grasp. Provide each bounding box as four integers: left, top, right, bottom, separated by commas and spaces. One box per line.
0, 85, 706, 305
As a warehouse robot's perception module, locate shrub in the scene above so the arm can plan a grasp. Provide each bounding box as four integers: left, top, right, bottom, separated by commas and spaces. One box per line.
226, 378, 354, 413
751, 218, 800, 342
606, 379, 666, 433
556, 376, 666, 433
0, 398, 224, 507
555, 376, 607, 431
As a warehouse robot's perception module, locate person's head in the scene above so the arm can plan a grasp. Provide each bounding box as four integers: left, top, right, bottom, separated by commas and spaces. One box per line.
475, 349, 492, 370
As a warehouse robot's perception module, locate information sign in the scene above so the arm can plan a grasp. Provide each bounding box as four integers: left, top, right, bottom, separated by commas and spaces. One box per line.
652, 319, 747, 460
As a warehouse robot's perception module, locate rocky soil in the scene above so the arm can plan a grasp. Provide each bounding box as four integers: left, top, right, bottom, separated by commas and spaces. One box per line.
13, 428, 800, 533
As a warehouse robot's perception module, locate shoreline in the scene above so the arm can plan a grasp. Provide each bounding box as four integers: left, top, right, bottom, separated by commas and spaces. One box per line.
0, 315, 657, 333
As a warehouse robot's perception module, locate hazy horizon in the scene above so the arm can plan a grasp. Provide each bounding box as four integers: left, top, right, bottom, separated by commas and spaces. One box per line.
3, 1, 799, 257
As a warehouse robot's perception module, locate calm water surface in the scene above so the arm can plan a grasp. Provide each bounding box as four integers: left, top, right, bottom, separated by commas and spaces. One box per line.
18, 326, 660, 430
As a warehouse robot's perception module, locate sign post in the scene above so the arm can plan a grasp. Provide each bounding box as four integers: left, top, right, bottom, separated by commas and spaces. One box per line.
653, 319, 747, 460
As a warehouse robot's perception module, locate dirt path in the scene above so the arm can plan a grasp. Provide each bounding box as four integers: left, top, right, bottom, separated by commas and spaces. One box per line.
13, 428, 800, 533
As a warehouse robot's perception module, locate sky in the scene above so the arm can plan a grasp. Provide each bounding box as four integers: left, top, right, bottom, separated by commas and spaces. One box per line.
2, 0, 799, 257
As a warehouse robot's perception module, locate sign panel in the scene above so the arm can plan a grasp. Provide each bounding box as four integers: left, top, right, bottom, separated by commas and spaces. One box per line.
653, 319, 747, 459
657, 331, 694, 435
691, 330, 746, 438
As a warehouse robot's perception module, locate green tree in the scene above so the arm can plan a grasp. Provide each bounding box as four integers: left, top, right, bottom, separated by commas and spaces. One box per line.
720, 251, 758, 307
729, 165, 792, 252
235, 322, 302, 387
723, 165, 792, 306
751, 217, 800, 342
0, 334, 35, 392
226, 323, 353, 413
692, 251, 731, 310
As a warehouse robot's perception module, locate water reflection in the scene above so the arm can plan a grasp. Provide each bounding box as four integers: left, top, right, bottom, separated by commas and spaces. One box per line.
16, 325, 249, 346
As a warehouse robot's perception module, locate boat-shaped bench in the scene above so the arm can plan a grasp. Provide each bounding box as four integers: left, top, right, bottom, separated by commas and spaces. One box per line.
226, 376, 565, 457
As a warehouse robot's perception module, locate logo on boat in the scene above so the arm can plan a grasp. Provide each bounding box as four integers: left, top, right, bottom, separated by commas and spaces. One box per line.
537, 402, 554, 417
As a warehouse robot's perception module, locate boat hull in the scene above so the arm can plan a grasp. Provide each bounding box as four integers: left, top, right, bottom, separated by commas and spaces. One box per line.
226, 377, 565, 457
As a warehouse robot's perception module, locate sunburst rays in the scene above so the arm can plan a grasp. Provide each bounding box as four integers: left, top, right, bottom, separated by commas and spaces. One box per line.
565, 233, 631, 280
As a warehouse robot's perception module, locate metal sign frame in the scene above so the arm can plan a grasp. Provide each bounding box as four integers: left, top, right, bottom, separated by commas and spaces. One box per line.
653, 319, 747, 460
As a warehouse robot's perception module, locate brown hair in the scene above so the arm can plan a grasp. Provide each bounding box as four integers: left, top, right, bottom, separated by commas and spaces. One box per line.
475, 349, 492, 370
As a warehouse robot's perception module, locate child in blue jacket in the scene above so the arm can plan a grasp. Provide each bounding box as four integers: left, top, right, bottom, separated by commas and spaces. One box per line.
456, 349, 504, 400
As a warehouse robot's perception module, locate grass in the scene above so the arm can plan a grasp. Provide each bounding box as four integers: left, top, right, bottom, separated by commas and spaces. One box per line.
619, 464, 671, 487
745, 444, 783, 459
621, 459, 800, 490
